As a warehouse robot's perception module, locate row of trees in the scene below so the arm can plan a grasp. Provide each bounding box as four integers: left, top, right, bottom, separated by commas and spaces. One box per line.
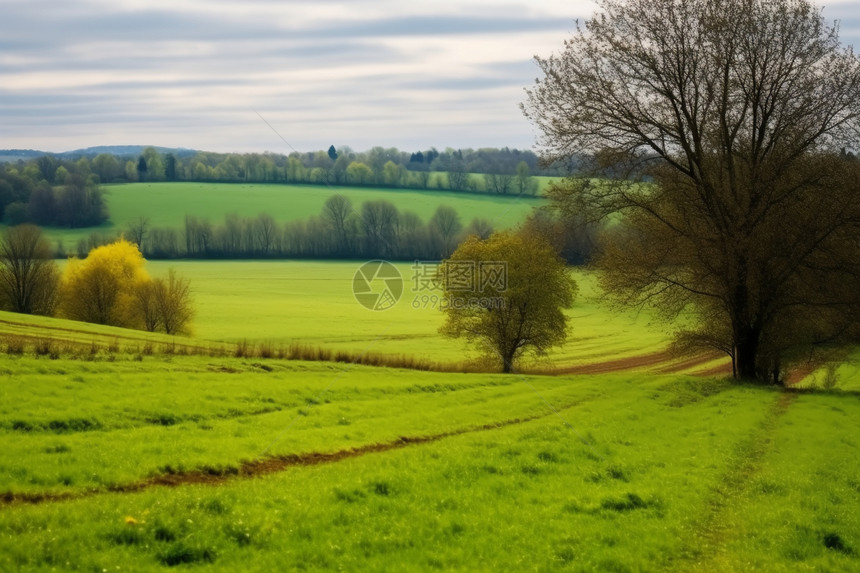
128, 146, 553, 188
0, 146, 544, 230
115, 198, 493, 261
131, 147, 542, 194
0, 226, 193, 335
3, 147, 548, 194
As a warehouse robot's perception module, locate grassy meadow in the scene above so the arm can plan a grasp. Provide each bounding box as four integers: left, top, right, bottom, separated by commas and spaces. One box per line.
0, 351, 858, 571
0, 264, 857, 570
143, 260, 682, 369
39, 182, 543, 248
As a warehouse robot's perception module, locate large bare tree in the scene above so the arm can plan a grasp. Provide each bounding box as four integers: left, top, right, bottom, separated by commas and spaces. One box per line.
524, 0, 860, 382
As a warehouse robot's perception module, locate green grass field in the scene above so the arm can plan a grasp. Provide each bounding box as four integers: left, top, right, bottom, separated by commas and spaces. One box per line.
141, 260, 680, 369
0, 251, 857, 570
0, 256, 857, 571
0, 352, 858, 571
39, 182, 543, 248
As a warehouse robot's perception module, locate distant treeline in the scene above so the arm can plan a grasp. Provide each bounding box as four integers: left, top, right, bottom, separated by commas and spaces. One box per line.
0, 165, 107, 228
69, 196, 494, 261
0, 145, 569, 229
149, 146, 554, 193
5, 146, 562, 193
66, 193, 599, 265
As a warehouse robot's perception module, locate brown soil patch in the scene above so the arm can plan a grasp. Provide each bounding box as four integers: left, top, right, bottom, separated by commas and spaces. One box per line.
785, 364, 817, 386
557, 349, 728, 377
655, 351, 727, 374
556, 350, 675, 375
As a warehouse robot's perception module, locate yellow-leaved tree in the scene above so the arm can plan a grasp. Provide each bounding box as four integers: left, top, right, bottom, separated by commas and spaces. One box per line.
59, 238, 193, 334
60, 238, 148, 327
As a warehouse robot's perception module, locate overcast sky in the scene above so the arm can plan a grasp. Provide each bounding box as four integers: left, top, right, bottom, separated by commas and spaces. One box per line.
2, 0, 859, 154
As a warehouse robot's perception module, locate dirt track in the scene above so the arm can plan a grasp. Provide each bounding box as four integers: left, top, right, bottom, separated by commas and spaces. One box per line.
555, 350, 675, 375
0, 408, 584, 507
556, 349, 728, 376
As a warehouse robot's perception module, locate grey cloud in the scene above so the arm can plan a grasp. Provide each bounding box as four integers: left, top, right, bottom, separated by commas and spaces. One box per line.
3, 6, 569, 47
0, 40, 400, 74
3, 0, 859, 153
401, 76, 525, 91
2, 7, 259, 44
296, 15, 571, 39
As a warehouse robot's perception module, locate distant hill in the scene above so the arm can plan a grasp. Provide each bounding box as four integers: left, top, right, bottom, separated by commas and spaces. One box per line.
0, 149, 44, 162
0, 145, 198, 163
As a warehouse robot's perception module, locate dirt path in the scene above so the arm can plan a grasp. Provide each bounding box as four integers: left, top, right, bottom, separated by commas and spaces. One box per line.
785, 363, 817, 386
556, 349, 728, 376
0, 399, 592, 508
555, 350, 675, 375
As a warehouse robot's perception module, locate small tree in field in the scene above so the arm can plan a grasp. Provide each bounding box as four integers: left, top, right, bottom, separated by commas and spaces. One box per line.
153, 269, 194, 335
0, 224, 60, 315
438, 229, 577, 373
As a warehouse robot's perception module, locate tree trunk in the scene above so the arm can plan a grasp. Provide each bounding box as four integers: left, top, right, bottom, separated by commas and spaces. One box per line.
501, 347, 516, 373
731, 268, 762, 381
734, 327, 760, 381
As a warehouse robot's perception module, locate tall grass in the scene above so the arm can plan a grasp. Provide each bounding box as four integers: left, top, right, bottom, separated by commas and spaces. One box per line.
0, 332, 481, 372
0, 334, 231, 361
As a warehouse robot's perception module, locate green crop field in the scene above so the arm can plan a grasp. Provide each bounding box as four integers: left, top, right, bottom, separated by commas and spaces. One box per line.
142, 260, 692, 371
39, 182, 543, 248
0, 351, 858, 571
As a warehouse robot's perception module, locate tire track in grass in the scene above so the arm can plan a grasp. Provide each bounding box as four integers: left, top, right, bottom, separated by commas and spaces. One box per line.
692, 362, 734, 378
674, 390, 797, 571
0, 396, 593, 508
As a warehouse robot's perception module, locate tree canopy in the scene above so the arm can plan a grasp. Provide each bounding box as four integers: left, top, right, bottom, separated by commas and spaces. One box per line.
59, 238, 150, 327
439, 229, 577, 373
59, 238, 194, 334
524, 0, 860, 383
